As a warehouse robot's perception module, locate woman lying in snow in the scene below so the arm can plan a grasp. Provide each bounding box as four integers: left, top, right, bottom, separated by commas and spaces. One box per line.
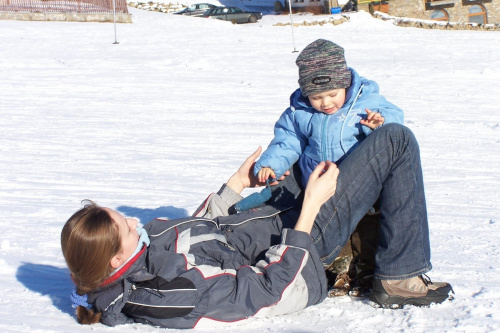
61, 124, 453, 329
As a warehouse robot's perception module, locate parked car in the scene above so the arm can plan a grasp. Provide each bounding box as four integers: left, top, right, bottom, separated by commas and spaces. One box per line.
174, 3, 216, 17
203, 6, 263, 24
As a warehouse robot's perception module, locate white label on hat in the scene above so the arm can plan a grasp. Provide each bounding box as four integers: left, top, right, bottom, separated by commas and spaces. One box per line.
311, 76, 332, 85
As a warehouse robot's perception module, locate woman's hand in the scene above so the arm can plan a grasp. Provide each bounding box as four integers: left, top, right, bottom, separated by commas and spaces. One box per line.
294, 161, 339, 234
360, 108, 385, 129
304, 161, 339, 208
226, 147, 289, 194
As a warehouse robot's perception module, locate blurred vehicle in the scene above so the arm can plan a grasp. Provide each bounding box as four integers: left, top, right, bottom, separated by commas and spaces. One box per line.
203, 6, 263, 24
174, 3, 216, 17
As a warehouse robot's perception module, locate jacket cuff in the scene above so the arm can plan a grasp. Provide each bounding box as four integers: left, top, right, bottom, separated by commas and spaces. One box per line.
362, 124, 374, 136
281, 228, 312, 249
218, 184, 244, 207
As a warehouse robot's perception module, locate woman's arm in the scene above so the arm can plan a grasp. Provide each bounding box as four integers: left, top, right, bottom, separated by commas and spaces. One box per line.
294, 161, 339, 234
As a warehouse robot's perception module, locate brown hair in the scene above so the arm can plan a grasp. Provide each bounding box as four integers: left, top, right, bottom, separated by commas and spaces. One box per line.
61, 200, 121, 324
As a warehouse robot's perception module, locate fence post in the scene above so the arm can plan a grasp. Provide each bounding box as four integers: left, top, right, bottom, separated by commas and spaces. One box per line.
113, 0, 119, 44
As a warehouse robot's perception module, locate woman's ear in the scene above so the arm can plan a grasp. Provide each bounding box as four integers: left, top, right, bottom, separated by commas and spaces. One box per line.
110, 255, 123, 269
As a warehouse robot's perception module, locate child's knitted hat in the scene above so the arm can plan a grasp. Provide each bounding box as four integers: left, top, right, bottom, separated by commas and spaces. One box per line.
296, 39, 352, 96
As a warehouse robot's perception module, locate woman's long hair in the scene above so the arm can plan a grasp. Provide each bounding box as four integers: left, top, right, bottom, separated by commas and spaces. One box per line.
61, 200, 121, 324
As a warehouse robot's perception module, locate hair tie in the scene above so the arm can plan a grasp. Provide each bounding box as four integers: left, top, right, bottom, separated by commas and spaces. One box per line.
70, 289, 90, 309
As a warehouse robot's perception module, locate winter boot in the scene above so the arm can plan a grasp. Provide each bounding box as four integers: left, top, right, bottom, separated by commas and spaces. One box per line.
325, 239, 353, 297
328, 272, 351, 297
349, 266, 374, 298
348, 205, 379, 298
369, 274, 454, 309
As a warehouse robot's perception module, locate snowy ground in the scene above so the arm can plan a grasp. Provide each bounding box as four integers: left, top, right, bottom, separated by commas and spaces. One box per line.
1, 7, 500, 333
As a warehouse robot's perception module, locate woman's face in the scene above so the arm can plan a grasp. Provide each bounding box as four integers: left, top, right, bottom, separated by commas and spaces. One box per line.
104, 208, 139, 264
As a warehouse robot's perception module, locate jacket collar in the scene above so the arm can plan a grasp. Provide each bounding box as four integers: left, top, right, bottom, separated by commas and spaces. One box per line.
101, 243, 147, 287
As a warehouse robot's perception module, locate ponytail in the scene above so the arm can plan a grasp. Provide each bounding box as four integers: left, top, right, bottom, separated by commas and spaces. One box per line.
76, 306, 102, 324
61, 200, 121, 325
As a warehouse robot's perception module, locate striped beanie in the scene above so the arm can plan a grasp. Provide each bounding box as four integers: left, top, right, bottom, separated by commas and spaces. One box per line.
296, 39, 352, 96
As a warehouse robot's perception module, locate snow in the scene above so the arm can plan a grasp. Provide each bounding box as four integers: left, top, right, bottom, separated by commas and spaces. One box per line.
1, 7, 500, 333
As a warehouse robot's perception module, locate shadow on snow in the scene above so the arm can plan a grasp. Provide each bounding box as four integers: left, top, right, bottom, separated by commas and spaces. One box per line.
16, 262, 74, 316
116, 205, 189, 224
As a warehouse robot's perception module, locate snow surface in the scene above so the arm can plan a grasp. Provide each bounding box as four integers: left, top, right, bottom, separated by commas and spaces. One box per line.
1, 7, 500, 333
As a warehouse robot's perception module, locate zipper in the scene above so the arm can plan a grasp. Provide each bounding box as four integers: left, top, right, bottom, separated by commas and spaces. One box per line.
218, 206, 291, 227
340, 84, 364, 156
149, 218, 218, 237
131, 284, 163, 298
321, 115, 328, 162
131, 284, 198, 297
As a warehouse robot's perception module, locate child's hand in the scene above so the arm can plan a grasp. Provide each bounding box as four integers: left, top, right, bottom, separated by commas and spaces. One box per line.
258, 167, 276, 183
361, 109, 385, 129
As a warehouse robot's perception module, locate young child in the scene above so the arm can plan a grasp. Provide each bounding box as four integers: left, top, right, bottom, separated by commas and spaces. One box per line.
253, 39, 404, 297
254, 39, 404, 187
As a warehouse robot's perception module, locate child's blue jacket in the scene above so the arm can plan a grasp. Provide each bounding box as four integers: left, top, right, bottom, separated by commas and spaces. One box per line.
254, 68, 404, 185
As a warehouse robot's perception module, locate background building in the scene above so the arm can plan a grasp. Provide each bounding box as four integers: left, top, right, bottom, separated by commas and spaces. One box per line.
358, 0, 499, 24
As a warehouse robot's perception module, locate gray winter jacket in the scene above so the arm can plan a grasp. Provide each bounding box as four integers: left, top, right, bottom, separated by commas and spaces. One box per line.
87, 183, 328, 329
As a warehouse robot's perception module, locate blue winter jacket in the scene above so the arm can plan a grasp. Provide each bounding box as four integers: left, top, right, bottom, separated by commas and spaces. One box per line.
255, 68, 404, 186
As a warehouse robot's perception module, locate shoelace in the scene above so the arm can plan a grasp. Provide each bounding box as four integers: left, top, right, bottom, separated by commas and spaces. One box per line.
420, 274, 432, 286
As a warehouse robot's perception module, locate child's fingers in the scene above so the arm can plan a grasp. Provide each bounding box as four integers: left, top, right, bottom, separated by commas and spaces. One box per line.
259, 168, 276, 183
360, 119, 375, 129
258, 169, 266, 183
366, 111, 375, 120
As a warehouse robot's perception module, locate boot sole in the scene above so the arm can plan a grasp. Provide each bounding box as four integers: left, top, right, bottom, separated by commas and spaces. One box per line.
369, 288, 454, 309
